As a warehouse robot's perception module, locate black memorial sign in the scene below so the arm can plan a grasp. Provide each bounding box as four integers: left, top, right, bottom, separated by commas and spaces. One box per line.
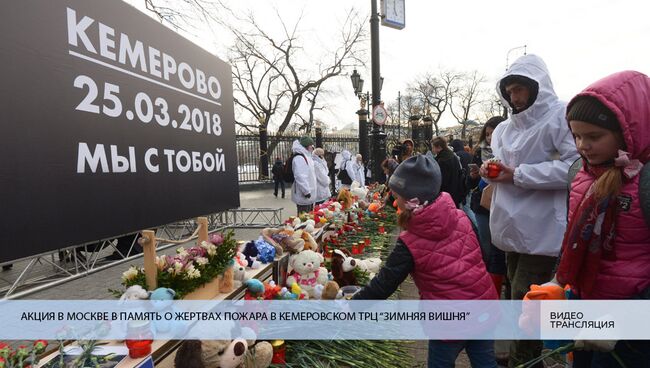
0, 1, 239, 263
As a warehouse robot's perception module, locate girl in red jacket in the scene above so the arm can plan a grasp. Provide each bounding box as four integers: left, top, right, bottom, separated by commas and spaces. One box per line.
354, 155, 497, 367
528, 71, 650, 367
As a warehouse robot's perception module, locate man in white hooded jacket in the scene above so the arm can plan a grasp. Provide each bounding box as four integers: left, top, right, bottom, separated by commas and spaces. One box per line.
291, 137, 317, 214
479, 54, 579, 367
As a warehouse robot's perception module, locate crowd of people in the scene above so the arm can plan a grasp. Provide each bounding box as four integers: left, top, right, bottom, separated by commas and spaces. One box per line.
275, 54, 650, 368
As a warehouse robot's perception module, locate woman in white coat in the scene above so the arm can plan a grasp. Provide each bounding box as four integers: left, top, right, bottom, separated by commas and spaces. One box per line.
312, 148, 331, 205
353, 154, 366, 187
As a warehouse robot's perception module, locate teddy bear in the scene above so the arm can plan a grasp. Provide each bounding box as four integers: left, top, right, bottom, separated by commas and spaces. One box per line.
174, 339, 272, 368
330, 249, 357, 287
261, 227, 304, 254
120, 285, 149, 301
149, 287, 187, 336
286, 249, 329, 299
313, 280, 340, 300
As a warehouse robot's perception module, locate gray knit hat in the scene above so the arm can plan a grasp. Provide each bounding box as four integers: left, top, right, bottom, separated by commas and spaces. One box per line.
388, 155, 441, 204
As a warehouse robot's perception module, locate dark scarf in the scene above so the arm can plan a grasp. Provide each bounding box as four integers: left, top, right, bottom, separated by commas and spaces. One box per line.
556, 161, 618, 296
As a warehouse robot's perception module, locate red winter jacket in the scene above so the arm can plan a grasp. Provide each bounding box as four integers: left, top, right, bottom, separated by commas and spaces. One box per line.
400, 192, 496, 300
566, 71, 650, 299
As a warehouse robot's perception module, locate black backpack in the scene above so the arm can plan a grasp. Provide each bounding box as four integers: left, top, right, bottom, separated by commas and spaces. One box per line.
283, 153, 307, 183
337, 161, 353, 185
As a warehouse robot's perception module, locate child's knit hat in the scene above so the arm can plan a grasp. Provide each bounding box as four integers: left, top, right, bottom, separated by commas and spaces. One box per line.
567, 96, 620, 132
388, 155, 441, 204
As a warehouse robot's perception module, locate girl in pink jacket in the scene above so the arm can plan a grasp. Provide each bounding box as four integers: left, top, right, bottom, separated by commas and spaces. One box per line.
354, 155, 497, 367
532, 71, 650, 367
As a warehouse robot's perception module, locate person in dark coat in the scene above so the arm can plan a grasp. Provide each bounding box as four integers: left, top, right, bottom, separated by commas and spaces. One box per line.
431, 137, 464, 207
271, 157, 285, 198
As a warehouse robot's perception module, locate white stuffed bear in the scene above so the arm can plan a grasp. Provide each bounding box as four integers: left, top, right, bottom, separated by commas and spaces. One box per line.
286, 250, 329, 299
120, 285, 149, 301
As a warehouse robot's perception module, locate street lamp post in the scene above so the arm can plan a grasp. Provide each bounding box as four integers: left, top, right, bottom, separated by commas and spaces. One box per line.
350, 69, 370, 165
369, 0, 387, 183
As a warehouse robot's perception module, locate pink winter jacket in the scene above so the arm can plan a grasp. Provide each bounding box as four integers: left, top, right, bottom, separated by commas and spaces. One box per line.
400, 192, 497, 300
567, 71, 650, 299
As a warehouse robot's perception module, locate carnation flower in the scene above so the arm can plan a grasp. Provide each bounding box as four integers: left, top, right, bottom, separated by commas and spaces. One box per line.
121, 266, 139, 282
209, 233, 224, 245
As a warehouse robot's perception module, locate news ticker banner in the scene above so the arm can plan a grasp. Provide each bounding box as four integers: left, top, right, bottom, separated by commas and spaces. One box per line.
0, 0, 238, 263
2, 300, 649, 340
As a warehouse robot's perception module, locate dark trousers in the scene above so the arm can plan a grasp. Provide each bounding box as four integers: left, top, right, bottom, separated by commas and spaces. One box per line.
573, 340, 650, 367
428, 340, 497, 368
274, 178, 285, 196
506, 252, 557, 368
296, 204, 313, 215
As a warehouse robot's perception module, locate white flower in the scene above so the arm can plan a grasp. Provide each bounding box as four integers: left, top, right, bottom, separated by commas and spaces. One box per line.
121, 266, 139, 282
200, 241, 217, 256
195, 257, 209, 266
176, 247, 189, 258
155, 256, 166, 271
173, 261, 184, 275
184, 265, 201, 279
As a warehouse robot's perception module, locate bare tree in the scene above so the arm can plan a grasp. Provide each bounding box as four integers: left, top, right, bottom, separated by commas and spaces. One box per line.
408, 70, 459, 136
449, 71, 488, 139
478, 93, 506, 122
144, 1, 367, 178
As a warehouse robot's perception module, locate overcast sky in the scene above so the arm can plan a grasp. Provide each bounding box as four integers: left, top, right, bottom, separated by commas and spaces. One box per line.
129, 0, 650, 129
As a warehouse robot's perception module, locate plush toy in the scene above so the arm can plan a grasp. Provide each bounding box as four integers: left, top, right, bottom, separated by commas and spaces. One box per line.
337, 189, 355, 210
261, 228, 304, 254
293, 229, 318, 252
233, 262, 248, 287
175, 338, 271, 368
350, 181, 369, 201
254, 237, 276, 263
149, 287, 178, 335
120, 285, 149, 301
242, 241, 262, 269
314, 280, 340, 300
242, 341, 273, 368
244, 279, 266, 299
286, 250, 329, 298
331, 249, 357, 287
220, 261, 236, 293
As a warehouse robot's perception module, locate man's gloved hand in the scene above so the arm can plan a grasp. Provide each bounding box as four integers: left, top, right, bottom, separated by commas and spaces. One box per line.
574, 339, 617, 352
305, 193, 311, 199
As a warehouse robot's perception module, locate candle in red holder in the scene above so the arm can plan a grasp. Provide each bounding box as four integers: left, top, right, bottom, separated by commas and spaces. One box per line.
358, 241, 366, 253
364, 236, 370, 246
271, 340, 286, 364
378, 223, 385, 234
351, 244, 359, 254
125, 320, 153, 358
487, 161, 502, 178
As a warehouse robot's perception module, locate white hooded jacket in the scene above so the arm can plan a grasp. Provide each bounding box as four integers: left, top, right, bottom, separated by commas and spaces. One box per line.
290, 140, 317, 206
490, 54, 579, 257
338, 150, 357, 189
312, 154, 331, 202
353, 160, 365, 187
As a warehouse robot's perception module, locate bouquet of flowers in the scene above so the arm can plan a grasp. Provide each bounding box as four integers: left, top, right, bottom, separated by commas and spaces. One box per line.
0, 340, 47, 368
120, 230, 237, 299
